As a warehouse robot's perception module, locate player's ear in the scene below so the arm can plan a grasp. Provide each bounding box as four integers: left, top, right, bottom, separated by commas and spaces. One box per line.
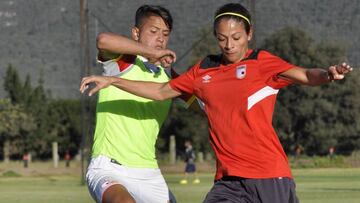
247, 27, 253, 41
132, 27, 140, 41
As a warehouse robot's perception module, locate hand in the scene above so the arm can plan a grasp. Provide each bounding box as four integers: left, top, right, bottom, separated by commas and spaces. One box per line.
160, 55, 175, 68
148, 49, 176, 67
80, 75, 113, 96
328, 62, 353, 81
153, 55, 174, 68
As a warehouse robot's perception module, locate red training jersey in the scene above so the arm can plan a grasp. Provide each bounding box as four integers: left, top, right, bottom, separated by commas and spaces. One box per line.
169, 49, 294, 180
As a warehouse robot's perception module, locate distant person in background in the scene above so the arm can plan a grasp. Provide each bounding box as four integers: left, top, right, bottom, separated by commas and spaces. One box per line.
64, 150, 71, 167
329, 146, 335, 159
85, 5, 179, 203
80, 3, 352, 203
295, 144, 303, 159
22, 152, 29, 168
180, 140, 200, 184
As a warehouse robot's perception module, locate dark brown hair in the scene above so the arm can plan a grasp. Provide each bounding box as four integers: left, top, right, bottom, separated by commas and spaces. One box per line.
135, 5, 173, 31
213, 3, 252, 35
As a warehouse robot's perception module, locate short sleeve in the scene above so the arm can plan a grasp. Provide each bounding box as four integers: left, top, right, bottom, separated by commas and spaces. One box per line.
258, 51, 295, 88
169, 64, 198, 95
171, 67, 200, 108
98, 54, 135, 76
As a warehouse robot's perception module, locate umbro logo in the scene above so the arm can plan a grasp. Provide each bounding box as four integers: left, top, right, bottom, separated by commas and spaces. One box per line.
202, 75, 211, 83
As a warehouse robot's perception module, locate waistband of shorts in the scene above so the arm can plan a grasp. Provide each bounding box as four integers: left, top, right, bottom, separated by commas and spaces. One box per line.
218, 176, 290, 182
110, 158, 122, 165
219, 176, 247, 181
89, 155, 162, 178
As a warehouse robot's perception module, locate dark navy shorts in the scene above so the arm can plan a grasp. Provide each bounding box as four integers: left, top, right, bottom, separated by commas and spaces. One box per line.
185, 163, 196, 173
203, 176, 299, 203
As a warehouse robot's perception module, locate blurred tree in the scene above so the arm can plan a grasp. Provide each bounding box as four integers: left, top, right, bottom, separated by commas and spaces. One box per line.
22, 75, 33, 106
2, 66, 87, 159
4, 64, 23, 104
46, 100, 82, 158
262, 27, 317, 67
189, 27, 219, 66
327, 71, 360, 154
0, 99, 36, 161
26, 72, 52, 158
262, 26, 359, 155
158, 102, 211, 156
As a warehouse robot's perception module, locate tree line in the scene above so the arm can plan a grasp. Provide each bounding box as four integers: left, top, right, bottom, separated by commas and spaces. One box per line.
0, 65, 84, 160
0, 27, 359, 161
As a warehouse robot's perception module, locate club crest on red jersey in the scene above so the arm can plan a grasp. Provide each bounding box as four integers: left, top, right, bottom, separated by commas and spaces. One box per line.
236, 65, 246, 79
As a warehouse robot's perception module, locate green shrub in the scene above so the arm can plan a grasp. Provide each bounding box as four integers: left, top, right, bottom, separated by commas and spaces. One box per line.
290, 155, 348, 168
2, 170, 21, 177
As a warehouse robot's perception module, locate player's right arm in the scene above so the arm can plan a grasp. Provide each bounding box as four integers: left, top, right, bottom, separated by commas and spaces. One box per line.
279, 63, 353, 86
97, 32, 176, 65
80, 75, 181, 100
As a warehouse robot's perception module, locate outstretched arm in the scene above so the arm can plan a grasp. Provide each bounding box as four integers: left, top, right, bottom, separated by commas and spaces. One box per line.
280, 62, 353, 86
97, 32, 176, 66
80, 75, 181, 100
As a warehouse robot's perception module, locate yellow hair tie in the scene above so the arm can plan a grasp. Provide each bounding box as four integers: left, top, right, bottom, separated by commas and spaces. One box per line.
215, 12, 251, 25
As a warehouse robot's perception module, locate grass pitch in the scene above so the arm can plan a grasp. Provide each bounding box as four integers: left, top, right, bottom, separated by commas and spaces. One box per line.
0, 167, 359, 203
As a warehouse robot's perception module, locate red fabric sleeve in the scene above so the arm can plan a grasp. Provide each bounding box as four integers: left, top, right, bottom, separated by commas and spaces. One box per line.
169, 64, 198, 95
170, 68, 196, 104
258, 51, 295, 89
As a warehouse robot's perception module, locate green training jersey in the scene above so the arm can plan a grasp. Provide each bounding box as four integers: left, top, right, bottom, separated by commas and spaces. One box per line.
91, 55, 171, 168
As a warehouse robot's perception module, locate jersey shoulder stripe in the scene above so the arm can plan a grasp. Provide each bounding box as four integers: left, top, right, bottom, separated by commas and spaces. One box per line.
116, 54, 136, 72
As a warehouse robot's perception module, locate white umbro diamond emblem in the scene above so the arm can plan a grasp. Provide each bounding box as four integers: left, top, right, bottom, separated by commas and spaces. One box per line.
202, 75, 211, 83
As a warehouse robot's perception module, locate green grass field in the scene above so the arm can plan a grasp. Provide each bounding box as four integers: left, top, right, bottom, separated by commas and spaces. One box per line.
0, 168, 359, 203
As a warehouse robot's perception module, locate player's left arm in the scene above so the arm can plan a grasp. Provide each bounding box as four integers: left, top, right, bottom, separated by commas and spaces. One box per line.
98, 50, 121, 62
97, 32, 176, 67
279, 62, 353, 86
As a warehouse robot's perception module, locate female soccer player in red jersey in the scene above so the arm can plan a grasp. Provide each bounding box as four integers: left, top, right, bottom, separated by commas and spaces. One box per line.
80, 3, 352, 203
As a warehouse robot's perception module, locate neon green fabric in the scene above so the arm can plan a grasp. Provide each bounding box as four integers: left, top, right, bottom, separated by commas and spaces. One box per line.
92, 56, 171, 168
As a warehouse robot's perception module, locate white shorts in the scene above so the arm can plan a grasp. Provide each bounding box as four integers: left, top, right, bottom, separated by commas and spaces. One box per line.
86, 155, 169, 203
